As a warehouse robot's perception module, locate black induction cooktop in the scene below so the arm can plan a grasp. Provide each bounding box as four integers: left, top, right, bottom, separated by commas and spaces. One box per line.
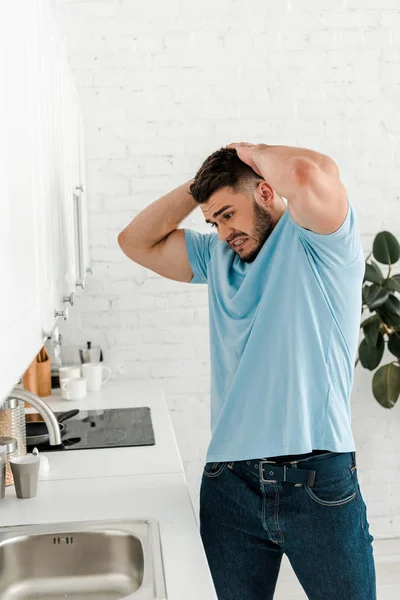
27, 407, 155, 452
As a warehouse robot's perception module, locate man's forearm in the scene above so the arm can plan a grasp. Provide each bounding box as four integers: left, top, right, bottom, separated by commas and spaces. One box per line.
251, 144, 339, 201
118, 180, 198, 249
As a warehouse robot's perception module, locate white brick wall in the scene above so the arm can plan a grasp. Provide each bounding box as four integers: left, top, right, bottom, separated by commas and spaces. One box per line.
52, 0, 400, 535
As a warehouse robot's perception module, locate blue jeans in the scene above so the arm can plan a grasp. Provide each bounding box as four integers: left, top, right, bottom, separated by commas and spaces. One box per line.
200, 451, 376, 599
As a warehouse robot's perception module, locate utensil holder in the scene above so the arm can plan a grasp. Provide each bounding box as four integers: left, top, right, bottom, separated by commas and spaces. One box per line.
0, 398, 26, 457
0, 437, 18, 487
36, 358, 52, 397
22, 358, 39, 406
36, 357, 51, 396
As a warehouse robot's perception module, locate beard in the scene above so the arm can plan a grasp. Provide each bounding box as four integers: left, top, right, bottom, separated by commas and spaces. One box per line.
239, 201, 275, 264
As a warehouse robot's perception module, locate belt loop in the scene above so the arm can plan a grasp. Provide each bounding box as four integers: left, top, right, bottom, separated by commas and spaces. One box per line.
307, 469, 316, 487
351, 451, 356, 467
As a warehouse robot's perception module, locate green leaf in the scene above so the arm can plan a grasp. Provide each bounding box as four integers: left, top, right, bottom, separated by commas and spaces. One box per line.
378, 294, 400, 329
388, 332, 400, 358
384, 276, 400, 293
362, 314, 381, 347
359, 333, 385, 370
363, 284, 389, 310
379, 310, 400, 330
364, 261, 384, 285
360, 314, 379, 328
372, 363, 400, 408
373, 231, 400, 265
384, 294, 400, 314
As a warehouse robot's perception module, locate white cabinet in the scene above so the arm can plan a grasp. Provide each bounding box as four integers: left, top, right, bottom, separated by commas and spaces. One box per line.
0, 0, 44, 403
38, 0, 86, 334
35, 1, 66, 336
0, 0, 90, 404
77, 109, 92, 282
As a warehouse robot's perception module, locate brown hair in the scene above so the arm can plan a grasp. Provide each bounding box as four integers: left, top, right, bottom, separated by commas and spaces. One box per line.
189, 148, 263, 204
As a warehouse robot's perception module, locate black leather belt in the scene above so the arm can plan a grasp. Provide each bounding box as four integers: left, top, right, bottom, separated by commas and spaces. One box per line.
236, 452, 356, 488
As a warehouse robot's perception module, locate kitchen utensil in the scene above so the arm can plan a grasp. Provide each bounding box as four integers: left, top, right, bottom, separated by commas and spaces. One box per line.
36, 346, 51, 396
22, 357, 39, 396
10, 454, 40, 499
26, 410, 79, 446
0, 397, 27, 457
47, 328, 63, 389
0, 437, 18, 486
61, 377, 87, 401
79, 341, 102, 364
81, 363, 112, 392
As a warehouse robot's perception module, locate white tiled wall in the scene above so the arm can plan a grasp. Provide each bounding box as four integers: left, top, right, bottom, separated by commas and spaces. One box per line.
52, 0, 400, 534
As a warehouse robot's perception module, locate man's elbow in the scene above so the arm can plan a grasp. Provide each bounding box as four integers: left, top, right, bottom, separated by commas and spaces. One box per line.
117, 231, 148, 261
321, 157, 340, 178
289, 157, 319, 187
117, 231, 125, 246
291, 156, 339, 186
117, 231, 132, 256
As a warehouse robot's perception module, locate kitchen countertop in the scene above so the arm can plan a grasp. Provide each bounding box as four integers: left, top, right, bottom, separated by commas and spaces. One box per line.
21, 379, 185, 481
0, 379, 218, 600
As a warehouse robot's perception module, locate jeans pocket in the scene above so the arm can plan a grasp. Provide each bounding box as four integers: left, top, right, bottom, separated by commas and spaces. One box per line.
304, 466, 357, 506
203, 462, 227, 478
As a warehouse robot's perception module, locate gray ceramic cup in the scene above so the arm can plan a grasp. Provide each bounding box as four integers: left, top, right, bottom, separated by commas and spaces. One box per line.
10, 455, 40, 499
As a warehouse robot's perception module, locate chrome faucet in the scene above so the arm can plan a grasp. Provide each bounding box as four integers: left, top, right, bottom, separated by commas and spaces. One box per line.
8, 387, 62, 445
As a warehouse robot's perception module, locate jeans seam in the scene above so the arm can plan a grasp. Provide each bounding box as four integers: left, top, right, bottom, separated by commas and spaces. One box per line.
352, 471, 369, 541
261, 493, 275, 542
304, 464, 357, 507
274, 487, 285, 544
203, 462, 227, 478
305, 485, 357, 506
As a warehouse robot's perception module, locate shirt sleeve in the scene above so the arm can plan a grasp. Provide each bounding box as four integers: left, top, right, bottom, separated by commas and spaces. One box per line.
288, 199, 363, 269
183, 228, 218, 284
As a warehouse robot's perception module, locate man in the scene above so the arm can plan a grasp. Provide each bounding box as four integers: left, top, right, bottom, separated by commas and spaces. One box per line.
118, 143, 376, 599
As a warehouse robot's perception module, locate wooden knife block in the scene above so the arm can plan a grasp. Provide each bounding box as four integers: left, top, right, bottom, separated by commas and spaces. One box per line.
22, 348, 52, 406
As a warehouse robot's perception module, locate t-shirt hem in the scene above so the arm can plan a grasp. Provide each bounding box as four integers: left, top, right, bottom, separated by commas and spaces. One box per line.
206, 442, 356, 463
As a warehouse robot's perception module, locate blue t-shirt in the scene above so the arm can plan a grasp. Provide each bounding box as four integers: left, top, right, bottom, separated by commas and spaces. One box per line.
184, 201, 365, 462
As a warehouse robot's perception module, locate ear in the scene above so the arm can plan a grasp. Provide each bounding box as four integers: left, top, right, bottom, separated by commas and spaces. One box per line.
254, 181, 274, 207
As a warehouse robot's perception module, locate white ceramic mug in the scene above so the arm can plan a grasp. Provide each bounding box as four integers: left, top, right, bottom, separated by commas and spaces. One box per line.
81, 363, 112, 392
58, 365, 81, 386
61, 377, 87, 401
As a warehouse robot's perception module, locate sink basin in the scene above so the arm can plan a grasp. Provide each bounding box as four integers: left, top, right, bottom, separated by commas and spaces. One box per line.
0, 518, 167, 599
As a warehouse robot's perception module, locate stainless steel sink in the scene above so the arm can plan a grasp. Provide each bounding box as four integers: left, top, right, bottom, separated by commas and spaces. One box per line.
0, 518, 167, 599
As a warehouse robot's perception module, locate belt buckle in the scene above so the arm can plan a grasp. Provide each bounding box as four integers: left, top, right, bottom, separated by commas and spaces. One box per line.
259, 460, 287, 483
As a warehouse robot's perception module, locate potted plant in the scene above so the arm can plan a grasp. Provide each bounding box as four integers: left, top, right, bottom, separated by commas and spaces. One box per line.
357, 231, 400, 408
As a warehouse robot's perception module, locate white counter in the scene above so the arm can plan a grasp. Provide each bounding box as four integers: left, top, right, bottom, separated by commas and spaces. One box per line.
21, 379, 185, 481
0, 379, 218, 600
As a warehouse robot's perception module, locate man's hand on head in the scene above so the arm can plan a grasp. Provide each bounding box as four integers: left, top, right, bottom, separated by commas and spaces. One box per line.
226, 142, 266, 177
